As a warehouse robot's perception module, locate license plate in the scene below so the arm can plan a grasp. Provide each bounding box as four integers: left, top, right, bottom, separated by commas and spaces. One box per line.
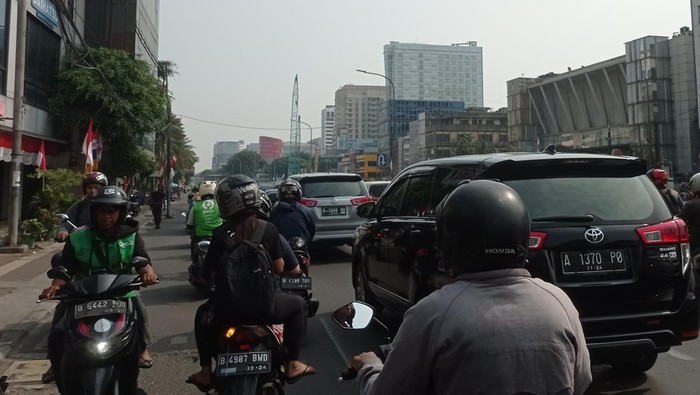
216, 351, 271, 376
281, 276, 312, 290
321, 206, 346, 216
74, 300, 127, 319
561, 250, 628, 274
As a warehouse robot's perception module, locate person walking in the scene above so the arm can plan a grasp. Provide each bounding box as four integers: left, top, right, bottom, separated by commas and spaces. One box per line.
149, 185, 166, 229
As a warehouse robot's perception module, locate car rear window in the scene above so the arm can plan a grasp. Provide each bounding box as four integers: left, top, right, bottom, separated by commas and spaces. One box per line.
300, 177, 366, 198
504, 176, 670, 223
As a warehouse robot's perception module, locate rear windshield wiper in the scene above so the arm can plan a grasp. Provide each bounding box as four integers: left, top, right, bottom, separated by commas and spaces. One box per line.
531, 215, 595, 222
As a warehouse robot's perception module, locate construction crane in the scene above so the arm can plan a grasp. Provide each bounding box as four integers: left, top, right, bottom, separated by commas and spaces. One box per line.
287, 75, 301, 176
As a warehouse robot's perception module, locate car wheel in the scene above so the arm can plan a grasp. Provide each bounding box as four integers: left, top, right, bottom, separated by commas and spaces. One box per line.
353, 263, 382, 313
612, 351, 658, 375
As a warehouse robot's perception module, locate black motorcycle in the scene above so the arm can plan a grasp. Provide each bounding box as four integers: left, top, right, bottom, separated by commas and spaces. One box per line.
41, 260, 153, 395
280, 237, 319, 318
128, 201, 140, 217
189, 237, 212, 292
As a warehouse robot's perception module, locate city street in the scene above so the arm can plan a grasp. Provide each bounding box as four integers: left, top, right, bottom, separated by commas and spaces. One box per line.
0, 200, 699, 394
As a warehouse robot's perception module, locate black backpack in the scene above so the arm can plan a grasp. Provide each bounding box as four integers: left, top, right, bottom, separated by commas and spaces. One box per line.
215, 219, 276, 324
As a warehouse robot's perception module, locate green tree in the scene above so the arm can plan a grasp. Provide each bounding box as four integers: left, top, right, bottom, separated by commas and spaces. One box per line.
266, 153, 312, 178
167, 116, 198, 184
223, 151, 266, 177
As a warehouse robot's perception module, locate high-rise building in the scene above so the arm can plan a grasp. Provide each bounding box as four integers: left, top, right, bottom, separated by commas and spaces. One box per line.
321, 105, 335, 154
384, 41, 484, 106
212, 141, 243, 171
334, 85, 387, 143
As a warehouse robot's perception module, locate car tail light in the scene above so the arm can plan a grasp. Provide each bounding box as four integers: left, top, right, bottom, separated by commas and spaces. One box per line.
300, 198, 317, 208
681, 329, 699, 340
529, 231, 547, 251
350, 196, 373, 206
636, 219, 689, 244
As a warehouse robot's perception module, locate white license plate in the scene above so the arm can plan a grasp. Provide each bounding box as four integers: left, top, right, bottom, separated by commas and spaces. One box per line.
216, 351, 271, 376
321, 206, 346, 216
561, 250, 628, 274
281, 276, 312, 290
74, 300, 127, 319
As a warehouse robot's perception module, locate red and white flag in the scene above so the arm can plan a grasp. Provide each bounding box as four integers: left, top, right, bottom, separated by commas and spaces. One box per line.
82, 119, 95, 166
35, 140, 47, 171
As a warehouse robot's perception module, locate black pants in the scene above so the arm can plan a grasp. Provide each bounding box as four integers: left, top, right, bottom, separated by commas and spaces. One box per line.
195, 293, 306, 366
151, 205, 163, 226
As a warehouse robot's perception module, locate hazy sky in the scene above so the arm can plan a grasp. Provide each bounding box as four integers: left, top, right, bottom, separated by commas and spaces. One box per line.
159, 0, 690, 171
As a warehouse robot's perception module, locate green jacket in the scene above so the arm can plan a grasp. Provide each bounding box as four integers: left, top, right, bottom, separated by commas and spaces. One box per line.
193, 198, 223, 237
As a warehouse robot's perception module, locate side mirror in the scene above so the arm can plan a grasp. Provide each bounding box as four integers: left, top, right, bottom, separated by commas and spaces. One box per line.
56, 213, 69, 221
181, 211, 187, 217
356, 201, 377, 219
47, 266, 72, 282
332, 301, 375, 329
130, 256, 150, 270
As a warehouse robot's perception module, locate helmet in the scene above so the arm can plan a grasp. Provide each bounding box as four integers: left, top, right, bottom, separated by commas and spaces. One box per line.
89, 186, 129, 227
83, 172, 108, 193
215, 175, 262, 219
278, 179, 302, 202
689, 173, 700, 195
436, 180, 530, 274
647, 168, 669, 188
257, 190, 272, 220
199, 181, 217, 197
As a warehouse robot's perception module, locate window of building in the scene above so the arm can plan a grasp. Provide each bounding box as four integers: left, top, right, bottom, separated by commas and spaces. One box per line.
25, 16, 61, 110
0, 0, 8, 94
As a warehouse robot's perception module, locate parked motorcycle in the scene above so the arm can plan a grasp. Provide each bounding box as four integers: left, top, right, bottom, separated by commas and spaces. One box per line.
213, 322, 286, 394
40, 259, 154, 395
128, 201, 140, 217
280, 237, 319, 318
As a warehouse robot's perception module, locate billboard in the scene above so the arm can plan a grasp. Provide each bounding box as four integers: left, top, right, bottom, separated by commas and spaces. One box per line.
259, 136, 283, 161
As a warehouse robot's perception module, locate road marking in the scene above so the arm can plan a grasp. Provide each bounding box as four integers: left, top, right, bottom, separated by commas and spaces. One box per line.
320, 318, 354, 369
0, 255, 39, 278
667, 349, 695, 361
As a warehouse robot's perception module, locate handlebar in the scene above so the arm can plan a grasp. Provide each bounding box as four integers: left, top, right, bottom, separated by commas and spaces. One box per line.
338, 367, 358, 382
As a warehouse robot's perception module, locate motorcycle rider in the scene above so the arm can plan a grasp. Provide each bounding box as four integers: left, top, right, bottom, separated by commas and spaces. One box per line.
648, 168, 684, 215
40, 185, 159, 389
679, 172, 700, 256
186, 175, 314, 392
55, 172, 108, 242
349, 180, 591, 395
186, 181, 223, 263
269, 179, 316, 243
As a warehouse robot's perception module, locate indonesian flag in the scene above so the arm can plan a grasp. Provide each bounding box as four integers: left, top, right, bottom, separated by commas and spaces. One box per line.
82, 119, 95, 166
35, 140, 47, 171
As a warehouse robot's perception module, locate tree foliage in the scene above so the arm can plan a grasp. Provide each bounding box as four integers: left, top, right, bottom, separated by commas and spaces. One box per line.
223, 151, 265, 178
452, 134, 496, 156
167, 116, 198, 184
266, 153, 312, 177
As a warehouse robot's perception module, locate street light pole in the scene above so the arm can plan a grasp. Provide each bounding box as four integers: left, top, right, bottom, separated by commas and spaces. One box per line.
356, 69, 395, 178
298, 119, 313, 157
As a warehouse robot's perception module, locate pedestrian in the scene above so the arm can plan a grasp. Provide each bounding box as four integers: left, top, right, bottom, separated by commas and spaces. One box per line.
349, 180, 591, 395
647, 168, 684, 215
679, 172, 700, 256
150, 185, 166, 229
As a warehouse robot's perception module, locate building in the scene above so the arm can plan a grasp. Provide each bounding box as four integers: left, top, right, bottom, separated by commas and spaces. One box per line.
259, 136, 283, 162
338, 152, 382, 181
507, 30, 698, 176
320, 105, 335, 154
402, 109, 509, 169
212, 141, 243, 171
334, 85, 386, 144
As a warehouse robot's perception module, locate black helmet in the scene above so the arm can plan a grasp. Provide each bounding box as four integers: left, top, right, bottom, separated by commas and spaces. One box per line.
216, 175, 261, 219
278, 179, 302, 202
89, 185, 129, 227
257, 190, 272, 220
436, 180, 530, 274
83, 172, 108, 193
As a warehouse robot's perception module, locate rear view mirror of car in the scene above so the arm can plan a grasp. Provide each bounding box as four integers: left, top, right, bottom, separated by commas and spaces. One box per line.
356, 201, 376, 218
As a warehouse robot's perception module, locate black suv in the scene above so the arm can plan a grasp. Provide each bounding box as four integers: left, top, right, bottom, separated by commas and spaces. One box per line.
352, 151, 699, 373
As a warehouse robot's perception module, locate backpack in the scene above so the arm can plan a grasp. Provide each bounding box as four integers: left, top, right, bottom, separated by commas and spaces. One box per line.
215, 219, 276, 324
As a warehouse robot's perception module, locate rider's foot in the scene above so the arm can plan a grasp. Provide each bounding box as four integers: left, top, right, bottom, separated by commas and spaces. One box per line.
186, 370, 212, 392
285, 361, 316, 384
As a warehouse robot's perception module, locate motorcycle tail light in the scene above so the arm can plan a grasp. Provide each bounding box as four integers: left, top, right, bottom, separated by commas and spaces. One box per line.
300, 199, 317, 207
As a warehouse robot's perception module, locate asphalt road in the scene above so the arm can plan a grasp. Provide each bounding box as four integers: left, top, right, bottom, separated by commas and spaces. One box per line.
1, 199, 699, 394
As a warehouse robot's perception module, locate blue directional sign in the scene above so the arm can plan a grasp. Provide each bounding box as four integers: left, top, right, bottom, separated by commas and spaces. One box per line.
32, 0, 59, 28
377, 154, 387, 167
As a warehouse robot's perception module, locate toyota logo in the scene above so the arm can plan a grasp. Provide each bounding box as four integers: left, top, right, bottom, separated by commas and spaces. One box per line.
584, 228, 604, 244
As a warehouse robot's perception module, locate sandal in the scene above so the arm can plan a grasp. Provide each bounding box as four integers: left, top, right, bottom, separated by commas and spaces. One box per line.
285, 364, 316, 384
186, 374, 212, 393
139, 358, 153, 369
41, 367, 55, 384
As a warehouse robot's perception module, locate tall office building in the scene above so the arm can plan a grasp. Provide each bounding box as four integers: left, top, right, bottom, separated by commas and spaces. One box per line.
334, 85, 387, 143
212, 141, 243, 171
384, 41, 483, 106
321, 105, 335, 153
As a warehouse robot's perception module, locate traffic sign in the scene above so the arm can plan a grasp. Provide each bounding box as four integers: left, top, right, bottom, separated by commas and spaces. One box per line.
377, 154, 387, 167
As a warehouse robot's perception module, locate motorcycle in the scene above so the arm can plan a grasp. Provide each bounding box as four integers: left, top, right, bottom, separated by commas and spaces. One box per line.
39, 258, 154, 395
332, 301, 393, 383
280, 237, 319, 319
213, 322, 286, 394
189, 237, 212, 291
128, 201, 140, 217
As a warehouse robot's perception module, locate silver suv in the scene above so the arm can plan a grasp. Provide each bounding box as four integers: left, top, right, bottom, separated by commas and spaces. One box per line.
290, 173, 371, 245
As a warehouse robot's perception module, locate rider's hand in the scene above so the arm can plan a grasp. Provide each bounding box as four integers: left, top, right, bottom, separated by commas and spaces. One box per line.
55, 231, 69, 242
350, 352, 382, 371
138, 265, 158, 286
39, 279, 66, 300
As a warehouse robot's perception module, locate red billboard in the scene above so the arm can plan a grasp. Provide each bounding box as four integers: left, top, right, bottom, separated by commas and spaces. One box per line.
259, 136, 283, 161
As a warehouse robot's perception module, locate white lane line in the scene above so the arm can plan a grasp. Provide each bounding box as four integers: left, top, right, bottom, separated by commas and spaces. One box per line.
668, 349, 695, 361
0, 255, 36, 278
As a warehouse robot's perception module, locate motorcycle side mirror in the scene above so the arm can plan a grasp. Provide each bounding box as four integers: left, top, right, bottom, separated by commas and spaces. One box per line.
332, 301, 375, 330
289, 237, 306, 249
181, 211, 187, 217
56, 213, 69, 221
130, 256, 150, 270
47, 266, 72, 282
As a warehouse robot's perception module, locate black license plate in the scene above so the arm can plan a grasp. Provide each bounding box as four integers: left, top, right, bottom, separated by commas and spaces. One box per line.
561, 250, 628, 274
281, 276, 312, 290
216, 351, 271, 376
74, 300, 127, 319
321, 206, 346, 216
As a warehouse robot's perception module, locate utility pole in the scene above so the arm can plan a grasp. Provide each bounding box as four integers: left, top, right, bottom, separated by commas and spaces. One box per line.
7, 0, 28, 248
164, 72, 174, 219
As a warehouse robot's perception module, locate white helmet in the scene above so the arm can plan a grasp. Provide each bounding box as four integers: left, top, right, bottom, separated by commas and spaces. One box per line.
199, 181, 217, 197
689, 173, 700, 195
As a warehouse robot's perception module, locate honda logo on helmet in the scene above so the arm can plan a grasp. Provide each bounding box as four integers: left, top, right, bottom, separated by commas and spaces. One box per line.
584, 228, 604, 244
